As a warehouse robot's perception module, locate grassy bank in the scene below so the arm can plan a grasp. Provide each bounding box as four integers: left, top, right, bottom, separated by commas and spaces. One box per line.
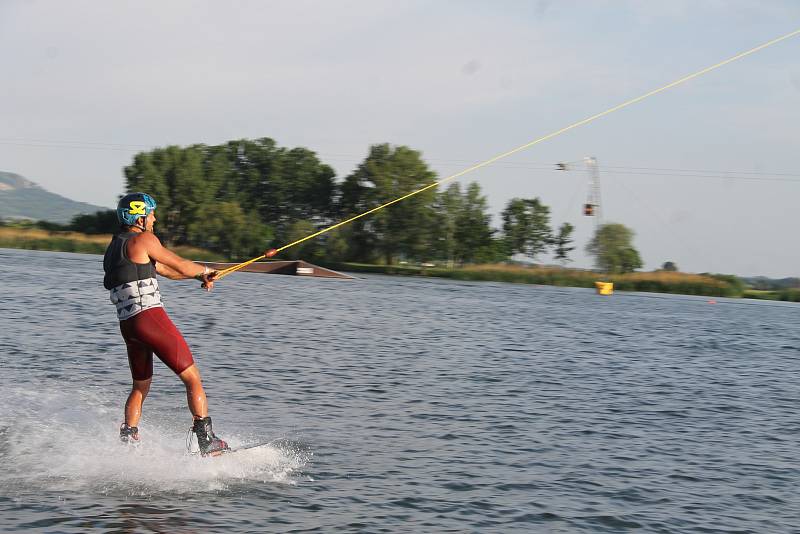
324, 262, 745, 297
743, 288, 800, 302
2, 227, 790, 299
0, 227, 225, 261
443, 266, 740, 297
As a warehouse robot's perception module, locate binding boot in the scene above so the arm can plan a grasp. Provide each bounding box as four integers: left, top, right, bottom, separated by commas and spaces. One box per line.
192, 416, 229, 456
119, 423, 139, 444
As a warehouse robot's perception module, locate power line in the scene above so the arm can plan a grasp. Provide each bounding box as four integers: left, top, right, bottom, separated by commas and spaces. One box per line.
596, 169, 800, 183
215, 27, 800, 279
602, 164, 800, 177
0, 138, 152, 153
2, 138, 797, 182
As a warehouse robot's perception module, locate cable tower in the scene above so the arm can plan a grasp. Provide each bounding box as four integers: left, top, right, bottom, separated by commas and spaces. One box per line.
583, 156, 602, 231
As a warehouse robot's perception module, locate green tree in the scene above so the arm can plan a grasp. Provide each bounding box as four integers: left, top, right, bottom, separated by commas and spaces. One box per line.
501, 197, 552, 261
703, 273, 745, 295
341, 144, 437, 264
453, 182, 495, 264
125, 137, 338, 252
170, 146, 209, 245
552, 222, 575, 265
188, 201, 273, 260
661, 261, 678, 272
433, 182, 463, 267
477, 237, 511, 264
203, 145, 234, 204
124, 150, 171, 236
227, 138, 279, 213
283, 219, 321, 260
125, 145, 205, 246
207, 139, 336, 243
321, 227, 351, 262
337, 161, 371, 261
70, 210, 119, 234
586, 223, 643, 273
282, 148, 336, 223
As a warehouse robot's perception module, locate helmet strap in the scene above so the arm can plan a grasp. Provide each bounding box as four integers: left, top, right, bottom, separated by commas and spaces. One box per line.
133, 216, 147, 232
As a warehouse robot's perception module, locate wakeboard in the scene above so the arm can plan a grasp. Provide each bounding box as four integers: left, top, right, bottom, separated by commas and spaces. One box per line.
206, 439, 275, 457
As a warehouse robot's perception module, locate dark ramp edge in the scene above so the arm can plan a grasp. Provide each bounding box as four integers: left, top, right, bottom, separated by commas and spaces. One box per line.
198, 260, 355, 280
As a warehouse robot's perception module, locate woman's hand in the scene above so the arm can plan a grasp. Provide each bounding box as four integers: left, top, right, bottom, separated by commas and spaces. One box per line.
195, 266, 219, 291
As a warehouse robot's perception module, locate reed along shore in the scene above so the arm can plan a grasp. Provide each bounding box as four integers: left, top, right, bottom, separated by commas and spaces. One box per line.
3, 226, 797, 301
0, 226, 223, 261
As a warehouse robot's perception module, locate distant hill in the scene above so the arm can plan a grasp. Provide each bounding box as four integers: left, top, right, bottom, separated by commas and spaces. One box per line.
0, 171, 110, 224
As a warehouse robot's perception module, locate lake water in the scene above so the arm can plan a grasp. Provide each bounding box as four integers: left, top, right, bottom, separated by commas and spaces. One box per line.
0, 248, 798, 533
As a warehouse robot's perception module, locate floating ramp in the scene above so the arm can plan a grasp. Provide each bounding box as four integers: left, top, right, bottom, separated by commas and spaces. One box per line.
199, 260, 354, 280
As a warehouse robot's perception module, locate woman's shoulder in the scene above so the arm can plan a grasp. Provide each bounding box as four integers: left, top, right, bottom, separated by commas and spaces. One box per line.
126, 231, 162, 262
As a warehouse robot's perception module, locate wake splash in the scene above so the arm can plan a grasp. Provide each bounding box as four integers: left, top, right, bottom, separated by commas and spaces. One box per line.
0, 386, 310, 496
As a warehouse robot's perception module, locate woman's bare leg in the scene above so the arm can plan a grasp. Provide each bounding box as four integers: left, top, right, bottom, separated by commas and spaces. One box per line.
178, 364, 208, 418
125, 378, 152, 427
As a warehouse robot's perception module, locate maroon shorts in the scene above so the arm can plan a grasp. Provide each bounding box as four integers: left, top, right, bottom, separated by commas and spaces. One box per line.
119, 307, 195, 380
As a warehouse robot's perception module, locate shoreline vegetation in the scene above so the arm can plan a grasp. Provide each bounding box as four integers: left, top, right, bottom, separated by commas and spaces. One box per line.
0, 226, 224, 262
3, 226, 798, 302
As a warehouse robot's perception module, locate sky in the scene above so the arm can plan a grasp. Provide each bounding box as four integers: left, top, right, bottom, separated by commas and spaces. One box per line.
1, 0, 798, 277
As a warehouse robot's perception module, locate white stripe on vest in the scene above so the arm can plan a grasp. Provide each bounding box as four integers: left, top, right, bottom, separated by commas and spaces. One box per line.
110, 277, 164, 320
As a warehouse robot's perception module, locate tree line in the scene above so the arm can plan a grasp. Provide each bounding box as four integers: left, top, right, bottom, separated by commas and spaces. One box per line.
74, 137, 643, 272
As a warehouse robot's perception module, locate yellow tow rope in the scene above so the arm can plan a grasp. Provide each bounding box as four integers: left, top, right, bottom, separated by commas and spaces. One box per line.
216, 27, 800, 281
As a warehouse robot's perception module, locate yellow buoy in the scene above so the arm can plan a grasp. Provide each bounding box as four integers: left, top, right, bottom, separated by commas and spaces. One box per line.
595, 281, 614, 295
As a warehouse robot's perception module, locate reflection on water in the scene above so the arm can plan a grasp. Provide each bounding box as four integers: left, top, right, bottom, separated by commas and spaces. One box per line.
1, 248, 799, 533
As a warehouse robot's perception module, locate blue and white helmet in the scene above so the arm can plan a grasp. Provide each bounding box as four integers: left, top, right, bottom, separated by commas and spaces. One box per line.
117, 192, 157, 226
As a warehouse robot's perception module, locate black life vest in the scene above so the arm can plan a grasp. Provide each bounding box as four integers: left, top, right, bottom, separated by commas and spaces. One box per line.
103, 232, 157, 290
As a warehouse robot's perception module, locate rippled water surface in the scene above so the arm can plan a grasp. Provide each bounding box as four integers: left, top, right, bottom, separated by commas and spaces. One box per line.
1, 248, 799, 532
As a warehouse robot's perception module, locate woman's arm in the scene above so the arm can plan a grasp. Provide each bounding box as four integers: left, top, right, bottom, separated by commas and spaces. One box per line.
137, 232, 206, 278
155, 261, 186, 280
134, 233, 217, 289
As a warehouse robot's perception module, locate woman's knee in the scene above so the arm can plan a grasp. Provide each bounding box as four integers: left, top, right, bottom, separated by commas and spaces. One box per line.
178, 364, 202, 385
131, 378, 151, 395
